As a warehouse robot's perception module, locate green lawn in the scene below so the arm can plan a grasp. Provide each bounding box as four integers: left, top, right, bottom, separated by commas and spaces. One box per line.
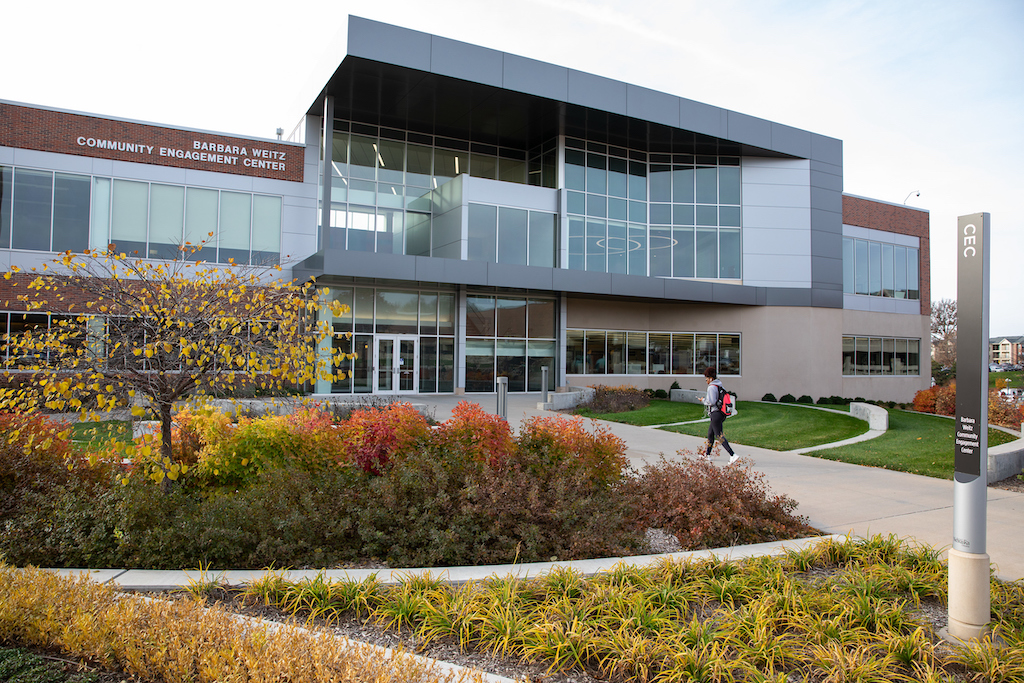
809, 409, 1018, 479
991, 369, 1024, 389
659, 402, 868, 450
69, 419, 132, 447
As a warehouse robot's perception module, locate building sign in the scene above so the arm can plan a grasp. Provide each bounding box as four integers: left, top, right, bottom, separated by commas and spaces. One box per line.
0, 102, 302, 183
954, 213, 990, 478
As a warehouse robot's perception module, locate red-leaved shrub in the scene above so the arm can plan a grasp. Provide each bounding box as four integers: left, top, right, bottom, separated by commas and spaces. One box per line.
516, 415, 627, 486
337, 402, 431, 474
430, 401, 515, 468
912, 387, 937, 413
629, 455, 815, 550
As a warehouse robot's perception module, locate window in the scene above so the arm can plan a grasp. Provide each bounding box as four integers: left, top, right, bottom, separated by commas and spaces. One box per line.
842, 336, 921, 375
566, 330, 740, 376
843, 236, 919, 300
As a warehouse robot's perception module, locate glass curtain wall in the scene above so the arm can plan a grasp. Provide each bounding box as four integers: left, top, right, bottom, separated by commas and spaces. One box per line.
465, 295, 557, 392
325, 120, 557, 259
564, 138, 741, 280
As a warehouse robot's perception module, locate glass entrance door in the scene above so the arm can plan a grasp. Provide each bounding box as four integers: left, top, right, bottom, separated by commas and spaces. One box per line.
374, 336, 418, 393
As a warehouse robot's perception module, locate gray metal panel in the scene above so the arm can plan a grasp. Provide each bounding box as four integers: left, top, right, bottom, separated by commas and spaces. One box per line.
488, 262, 554, 289
811, 288, 844, 308
347, 16, 431, 71
679, 98, 727, 138
810, 186, 842, 214
444, 259, 488, 286
712, 283, 758, 305
552, 268, 613, 295
811, 255, 844, 288
810, 134, 843, 166
430, 36, 504, 88
770, 123, 813, 158
811, 230, 842, 258
609, 273, 666, 298
810, 158, 843, 177
566, 70, 628, 116
502, 53, 568, 101
809, 167, 843, 193
810, 207, 843, 234
764, 288, 813, 306
726, 111, 772, 148
755, 289, 768, 306
663, 278, 715, 301
413, 256, 447, 283
625, 85, 680, 128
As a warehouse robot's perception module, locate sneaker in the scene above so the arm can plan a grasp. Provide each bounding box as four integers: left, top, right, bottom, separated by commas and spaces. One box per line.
728, 453, 739, 464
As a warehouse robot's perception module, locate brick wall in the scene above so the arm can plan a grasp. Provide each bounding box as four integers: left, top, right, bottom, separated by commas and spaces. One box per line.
0, 102, 303, 183
842, 195, 930, 315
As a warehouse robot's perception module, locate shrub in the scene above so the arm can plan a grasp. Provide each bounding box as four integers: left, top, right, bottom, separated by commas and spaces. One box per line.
816, 396, 832, 405
670, 380, 681, 390
430, 401, 514, 468
336, 402, 432, 474
0, 413, 76, 521
796, 395, 814, 404
654, 388, 668, 399
516, 415, 627, 487
831, 395, 850, 405
761, 393, 777, 402
580, 385, 651, 413
934, 382, 956, 416
854, 397, 866, 403
779, 394, 796, 403
912, 387, 937, 413
629, 456, 816, 550
990, 390, 1022, 430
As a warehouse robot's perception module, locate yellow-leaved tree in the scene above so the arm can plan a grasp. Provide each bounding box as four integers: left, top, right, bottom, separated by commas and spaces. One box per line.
1, 246, 351, 482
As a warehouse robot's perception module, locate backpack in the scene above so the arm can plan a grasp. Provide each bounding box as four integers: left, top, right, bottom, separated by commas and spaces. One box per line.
716, 384, 738, 417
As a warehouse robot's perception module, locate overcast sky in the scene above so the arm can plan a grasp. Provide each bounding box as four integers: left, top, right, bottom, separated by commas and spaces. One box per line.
5, 0, 1023, 335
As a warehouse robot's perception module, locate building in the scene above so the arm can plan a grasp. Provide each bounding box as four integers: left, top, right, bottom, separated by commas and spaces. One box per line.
0, 16, 930, 402
991, 336, 1024, 366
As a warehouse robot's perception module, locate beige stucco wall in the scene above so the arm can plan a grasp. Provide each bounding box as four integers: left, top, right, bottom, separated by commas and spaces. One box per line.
565, 298, 931, 403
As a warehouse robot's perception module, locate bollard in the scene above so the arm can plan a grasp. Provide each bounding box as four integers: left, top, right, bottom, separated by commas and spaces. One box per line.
496, 376, 508, 421
541, 366, 549, 404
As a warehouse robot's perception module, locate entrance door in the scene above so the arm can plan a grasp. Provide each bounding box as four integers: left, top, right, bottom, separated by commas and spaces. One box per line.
374, 336, 419, 393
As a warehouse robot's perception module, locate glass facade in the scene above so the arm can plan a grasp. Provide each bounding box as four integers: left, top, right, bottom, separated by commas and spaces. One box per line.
842, 336, 920, 375
325, 121, 557, 258
566, 330, 740, 376
0, 165, 282, 265
565, 139, 741, 279
842, 236, 919, 300
465, 295, 557, 393
329, 287, 457, 393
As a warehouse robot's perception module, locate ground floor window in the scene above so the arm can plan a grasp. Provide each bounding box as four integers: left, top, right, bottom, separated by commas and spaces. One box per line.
842, 336, 920, 375
566, 330, 740, 376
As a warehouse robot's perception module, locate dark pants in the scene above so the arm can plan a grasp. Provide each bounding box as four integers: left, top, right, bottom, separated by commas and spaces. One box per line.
706, 411, 734, 456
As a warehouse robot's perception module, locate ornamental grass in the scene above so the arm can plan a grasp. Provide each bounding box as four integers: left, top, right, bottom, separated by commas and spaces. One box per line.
0, 564, 485, 683
240, 535, 1024, 683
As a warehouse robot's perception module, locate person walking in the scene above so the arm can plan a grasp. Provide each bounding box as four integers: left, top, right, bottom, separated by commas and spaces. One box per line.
702, 366, 738, 464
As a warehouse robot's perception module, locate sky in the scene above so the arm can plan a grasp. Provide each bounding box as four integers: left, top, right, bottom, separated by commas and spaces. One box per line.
4, 0, 1023, 335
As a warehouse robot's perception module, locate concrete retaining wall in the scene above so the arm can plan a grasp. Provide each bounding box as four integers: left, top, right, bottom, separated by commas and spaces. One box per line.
670, 389, 705, 404
850, 402, 888, 430
990, 437, 1024, 483
539, 386, 595, 411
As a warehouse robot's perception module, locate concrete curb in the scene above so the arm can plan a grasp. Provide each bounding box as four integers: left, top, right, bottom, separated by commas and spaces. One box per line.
48, 535, 849, 592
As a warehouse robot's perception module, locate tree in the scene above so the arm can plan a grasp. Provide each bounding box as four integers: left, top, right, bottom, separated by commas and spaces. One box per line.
931, 298, 957, 367
1, 246, 350, 483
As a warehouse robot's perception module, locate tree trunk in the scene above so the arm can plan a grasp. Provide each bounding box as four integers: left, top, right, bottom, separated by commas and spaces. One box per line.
159, 401, 175, 494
